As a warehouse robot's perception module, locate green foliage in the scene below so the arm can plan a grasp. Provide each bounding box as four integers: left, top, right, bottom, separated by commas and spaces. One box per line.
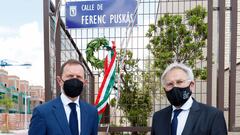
0, 93, 14, 133
0, 93, 14, 113
110, 97, 116, 107
116, 49, 152, 129
86, 37, 109, 69
146, 5, 208, 79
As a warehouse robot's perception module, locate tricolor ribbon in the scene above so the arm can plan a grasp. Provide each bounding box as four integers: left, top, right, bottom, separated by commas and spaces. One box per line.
95, 41, 117, 122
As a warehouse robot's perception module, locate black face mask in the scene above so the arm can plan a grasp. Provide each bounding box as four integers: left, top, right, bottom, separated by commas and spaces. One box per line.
165, 84, 192, 106
63, 78, 83, 98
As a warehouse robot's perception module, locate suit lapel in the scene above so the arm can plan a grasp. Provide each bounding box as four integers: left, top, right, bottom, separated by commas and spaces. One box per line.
52, 97, 72, 135
182, 100, 200, 135
80, 100, 88, 135
157, 106, 172, 135
165, 107, 173, 135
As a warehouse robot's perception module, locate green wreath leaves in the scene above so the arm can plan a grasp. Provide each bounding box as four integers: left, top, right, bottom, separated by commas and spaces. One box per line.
86, 37, 109, 69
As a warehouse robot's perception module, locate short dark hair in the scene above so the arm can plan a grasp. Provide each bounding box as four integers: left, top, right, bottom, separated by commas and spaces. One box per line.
60, 59, 85, 76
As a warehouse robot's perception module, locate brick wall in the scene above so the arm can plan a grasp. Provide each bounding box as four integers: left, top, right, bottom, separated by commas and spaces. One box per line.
0, 113, 31, 130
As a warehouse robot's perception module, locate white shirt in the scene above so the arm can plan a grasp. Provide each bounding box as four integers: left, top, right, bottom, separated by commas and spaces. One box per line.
61, 93, 81, 134
171, 97, 193, 135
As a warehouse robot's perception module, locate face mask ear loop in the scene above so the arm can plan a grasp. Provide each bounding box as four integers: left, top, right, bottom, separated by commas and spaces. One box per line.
188, 81, 193, 87
60, 77, 65, 83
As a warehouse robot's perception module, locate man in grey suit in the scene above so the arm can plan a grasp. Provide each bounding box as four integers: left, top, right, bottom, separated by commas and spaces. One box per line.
151, 62, 227, 135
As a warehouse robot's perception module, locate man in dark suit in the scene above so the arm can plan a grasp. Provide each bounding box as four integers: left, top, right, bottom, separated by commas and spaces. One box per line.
151, 62, 227, 135
29, 59, 98, 135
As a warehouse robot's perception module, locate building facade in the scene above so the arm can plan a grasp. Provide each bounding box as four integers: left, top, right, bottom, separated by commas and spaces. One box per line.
0, 69, 44, 130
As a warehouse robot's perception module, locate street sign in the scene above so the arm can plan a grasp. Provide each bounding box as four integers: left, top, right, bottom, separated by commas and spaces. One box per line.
66, 0, 137, 28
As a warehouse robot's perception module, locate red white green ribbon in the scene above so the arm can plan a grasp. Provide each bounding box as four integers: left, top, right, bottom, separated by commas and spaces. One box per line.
95, 41, 117, 122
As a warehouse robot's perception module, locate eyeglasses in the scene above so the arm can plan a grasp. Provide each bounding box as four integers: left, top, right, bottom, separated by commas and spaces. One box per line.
164, 79, 191, 90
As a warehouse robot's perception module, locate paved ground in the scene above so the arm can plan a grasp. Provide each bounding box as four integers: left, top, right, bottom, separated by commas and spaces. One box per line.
1, 130, 239, 135
0, 129, 28, 135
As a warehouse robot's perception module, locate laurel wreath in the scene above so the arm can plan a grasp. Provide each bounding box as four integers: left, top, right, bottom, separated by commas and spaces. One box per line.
86, 37, 110, 69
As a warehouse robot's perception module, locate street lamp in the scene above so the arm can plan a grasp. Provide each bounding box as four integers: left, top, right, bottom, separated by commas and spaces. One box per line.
24, 94, 31, 129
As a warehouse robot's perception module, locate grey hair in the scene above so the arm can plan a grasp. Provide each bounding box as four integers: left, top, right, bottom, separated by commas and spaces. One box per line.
161, 62, 194, 85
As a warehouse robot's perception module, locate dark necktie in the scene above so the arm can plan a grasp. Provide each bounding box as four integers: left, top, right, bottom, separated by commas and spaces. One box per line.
171, 109, 182, 135
69, 103, 79, 135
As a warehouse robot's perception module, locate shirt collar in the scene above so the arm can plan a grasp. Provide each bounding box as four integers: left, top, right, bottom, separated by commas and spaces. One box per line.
60, 93, 80, 107
172, 97, 193, 111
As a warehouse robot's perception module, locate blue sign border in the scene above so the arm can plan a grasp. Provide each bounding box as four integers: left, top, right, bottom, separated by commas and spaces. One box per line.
66, 0, 137, 28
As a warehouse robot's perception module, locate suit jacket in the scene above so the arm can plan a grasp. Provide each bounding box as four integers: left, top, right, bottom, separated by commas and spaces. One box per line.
151, 99, 227, 135
28, 97, 99, 135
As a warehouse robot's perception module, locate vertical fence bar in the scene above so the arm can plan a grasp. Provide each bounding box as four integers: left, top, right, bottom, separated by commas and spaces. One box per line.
207, 0, 213, 106
55, 0, 61, 97
217, 0, 225, 111
229, 0, 237, 131
44, 0, 52, 101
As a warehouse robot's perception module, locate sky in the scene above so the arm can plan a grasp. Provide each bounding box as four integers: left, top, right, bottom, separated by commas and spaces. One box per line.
0, 0, 44, 86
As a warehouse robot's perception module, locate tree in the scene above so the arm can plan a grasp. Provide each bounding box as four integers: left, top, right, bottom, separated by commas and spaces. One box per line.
146, 5, 208, 79
86, 38, 152, 134
114, 50, 152, 135
0, 91, 14, 133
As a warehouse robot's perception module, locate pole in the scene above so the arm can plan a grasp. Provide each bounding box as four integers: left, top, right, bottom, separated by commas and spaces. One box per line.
24, 91, 27, 129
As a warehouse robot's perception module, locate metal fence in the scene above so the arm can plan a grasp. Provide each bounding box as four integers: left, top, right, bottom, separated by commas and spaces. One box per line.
44, 0, 240, 134
44, 0, 95, 103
